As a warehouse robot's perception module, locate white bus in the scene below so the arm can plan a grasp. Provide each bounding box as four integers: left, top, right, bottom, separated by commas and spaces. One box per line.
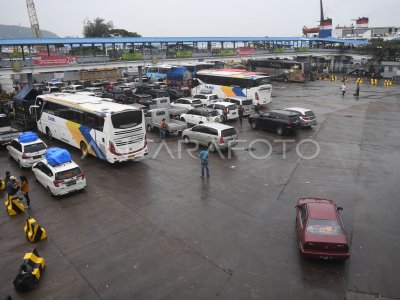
33, 93, 148, 163
192, 69, 272, 105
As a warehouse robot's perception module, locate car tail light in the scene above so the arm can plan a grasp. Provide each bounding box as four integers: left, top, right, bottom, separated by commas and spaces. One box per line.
304, 242, 314, 249
287, 119, 293, 125
302, 73, 305, 78
255, 92, 259, 100
302, 116, 310, 120
76, 173, 85, 180
53, 180, 64, 187
219, 136, 224, 144
22, 153, 28, 159
109, 141, 119, 156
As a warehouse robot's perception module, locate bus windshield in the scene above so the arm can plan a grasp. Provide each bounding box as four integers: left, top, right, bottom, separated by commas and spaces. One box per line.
111, 110, 143, 129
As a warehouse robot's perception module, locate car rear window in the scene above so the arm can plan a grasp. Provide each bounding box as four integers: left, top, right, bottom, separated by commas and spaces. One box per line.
306, 219, 343, 236
55, 167, 82, 180
156, 91, 169, 98
304, 111, 315, 117
288, 114, 301, 121
23, 142, 47, 153
210, 95, 218, 100
221, 128, 237, 137
192, 99, 202, 105
241, 100, 253, 106
209, 110, 218, 116
228, 105, 237, 110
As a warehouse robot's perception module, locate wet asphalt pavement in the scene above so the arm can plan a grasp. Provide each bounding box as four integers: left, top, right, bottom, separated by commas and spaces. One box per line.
1, 79, 399, 299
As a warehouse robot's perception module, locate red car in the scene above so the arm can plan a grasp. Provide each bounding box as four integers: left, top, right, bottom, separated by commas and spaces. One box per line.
295, 198, 350, 260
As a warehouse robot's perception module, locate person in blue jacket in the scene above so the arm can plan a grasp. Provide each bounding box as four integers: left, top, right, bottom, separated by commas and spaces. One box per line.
199, 147, 210, 178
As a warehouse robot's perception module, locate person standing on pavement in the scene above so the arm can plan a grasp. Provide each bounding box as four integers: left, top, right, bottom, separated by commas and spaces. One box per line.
19, 175, 31, 208
341, 83, 347, 96
223, 107, 229, 124
199, 147, 210, 178
255, 103, 261, 114
5, 171, 11, 185
6, 176, 19, 197
353, 83, 360, 97
238, 104, 244, 125
159, 118, 167, 139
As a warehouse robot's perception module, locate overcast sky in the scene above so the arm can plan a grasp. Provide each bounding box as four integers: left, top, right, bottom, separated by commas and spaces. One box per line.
1, 0, 399, 37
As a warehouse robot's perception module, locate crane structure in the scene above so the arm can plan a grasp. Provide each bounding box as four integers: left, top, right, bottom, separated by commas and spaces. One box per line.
26, 0, 42, 38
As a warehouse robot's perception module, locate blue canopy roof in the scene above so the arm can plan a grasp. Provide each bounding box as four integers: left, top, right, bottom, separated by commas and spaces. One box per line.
0, 36, 369, 46
167, 67, 192, 81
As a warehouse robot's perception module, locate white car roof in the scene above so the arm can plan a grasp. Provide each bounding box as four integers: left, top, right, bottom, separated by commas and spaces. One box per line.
40, 159, 80, 173
284, 107, 312, 114
12, 137, 45, 146
194, 123, 235, 131
225, 96, 251, 101
212, 102, 237, 107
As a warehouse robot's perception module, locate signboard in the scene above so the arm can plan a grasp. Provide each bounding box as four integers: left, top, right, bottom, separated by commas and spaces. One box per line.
236, 48, 256, 56
33, 56, 78, 66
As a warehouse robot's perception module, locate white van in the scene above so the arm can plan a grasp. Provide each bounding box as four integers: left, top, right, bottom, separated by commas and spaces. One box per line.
223, 96, 254, 116
206, 102, 239, 120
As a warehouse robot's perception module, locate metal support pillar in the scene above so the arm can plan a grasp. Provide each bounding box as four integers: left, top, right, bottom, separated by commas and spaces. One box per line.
27, 73, 33, 87
138, 66, 143, 84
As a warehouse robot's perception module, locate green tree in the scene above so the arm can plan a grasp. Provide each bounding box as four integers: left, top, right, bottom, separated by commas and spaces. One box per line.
109, 28, 141, 38
358, 38, 400, 61
83, 18, 114, 37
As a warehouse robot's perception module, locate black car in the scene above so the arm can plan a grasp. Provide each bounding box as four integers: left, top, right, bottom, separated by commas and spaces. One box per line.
144, 89, 170, 100
248, 109, 301, 135
164, 87, 185, 101
131, 94, 153, 106
101, 88, 130, 102
135, 83, 161, 95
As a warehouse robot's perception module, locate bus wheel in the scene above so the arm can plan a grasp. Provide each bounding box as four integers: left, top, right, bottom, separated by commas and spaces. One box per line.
46, 127, 52, 141
276, 127, 283, 136
146, 124, 152, 132
251, 120, 258, 129
80, 142, 88, 158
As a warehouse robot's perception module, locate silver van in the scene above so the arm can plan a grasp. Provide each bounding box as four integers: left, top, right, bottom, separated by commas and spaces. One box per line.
224, 96, 255, 116
182, 123, 238, 152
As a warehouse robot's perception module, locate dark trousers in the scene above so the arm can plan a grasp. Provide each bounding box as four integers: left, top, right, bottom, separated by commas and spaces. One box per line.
239, 114, 243, 125
24, 193, 31, 206
201, 160, 209, 177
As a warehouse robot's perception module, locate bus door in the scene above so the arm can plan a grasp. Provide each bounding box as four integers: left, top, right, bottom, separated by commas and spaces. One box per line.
33, 98, 45, 133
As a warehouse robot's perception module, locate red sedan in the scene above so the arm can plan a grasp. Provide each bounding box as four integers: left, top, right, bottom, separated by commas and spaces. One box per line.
295, 198, 350, 260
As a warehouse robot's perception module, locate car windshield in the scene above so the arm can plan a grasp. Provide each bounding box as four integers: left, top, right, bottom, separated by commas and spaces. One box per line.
24, 142, 46, 153
55, 167, 82, 180
306, 219, 343, 236
111, 110, 143, 129
221, 128, 237, 137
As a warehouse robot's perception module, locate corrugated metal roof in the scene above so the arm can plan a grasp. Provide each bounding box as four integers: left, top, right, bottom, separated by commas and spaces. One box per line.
0, 37, 369, 46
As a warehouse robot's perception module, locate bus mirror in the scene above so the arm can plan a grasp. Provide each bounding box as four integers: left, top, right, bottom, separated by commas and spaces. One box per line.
29, 105, 39, 115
